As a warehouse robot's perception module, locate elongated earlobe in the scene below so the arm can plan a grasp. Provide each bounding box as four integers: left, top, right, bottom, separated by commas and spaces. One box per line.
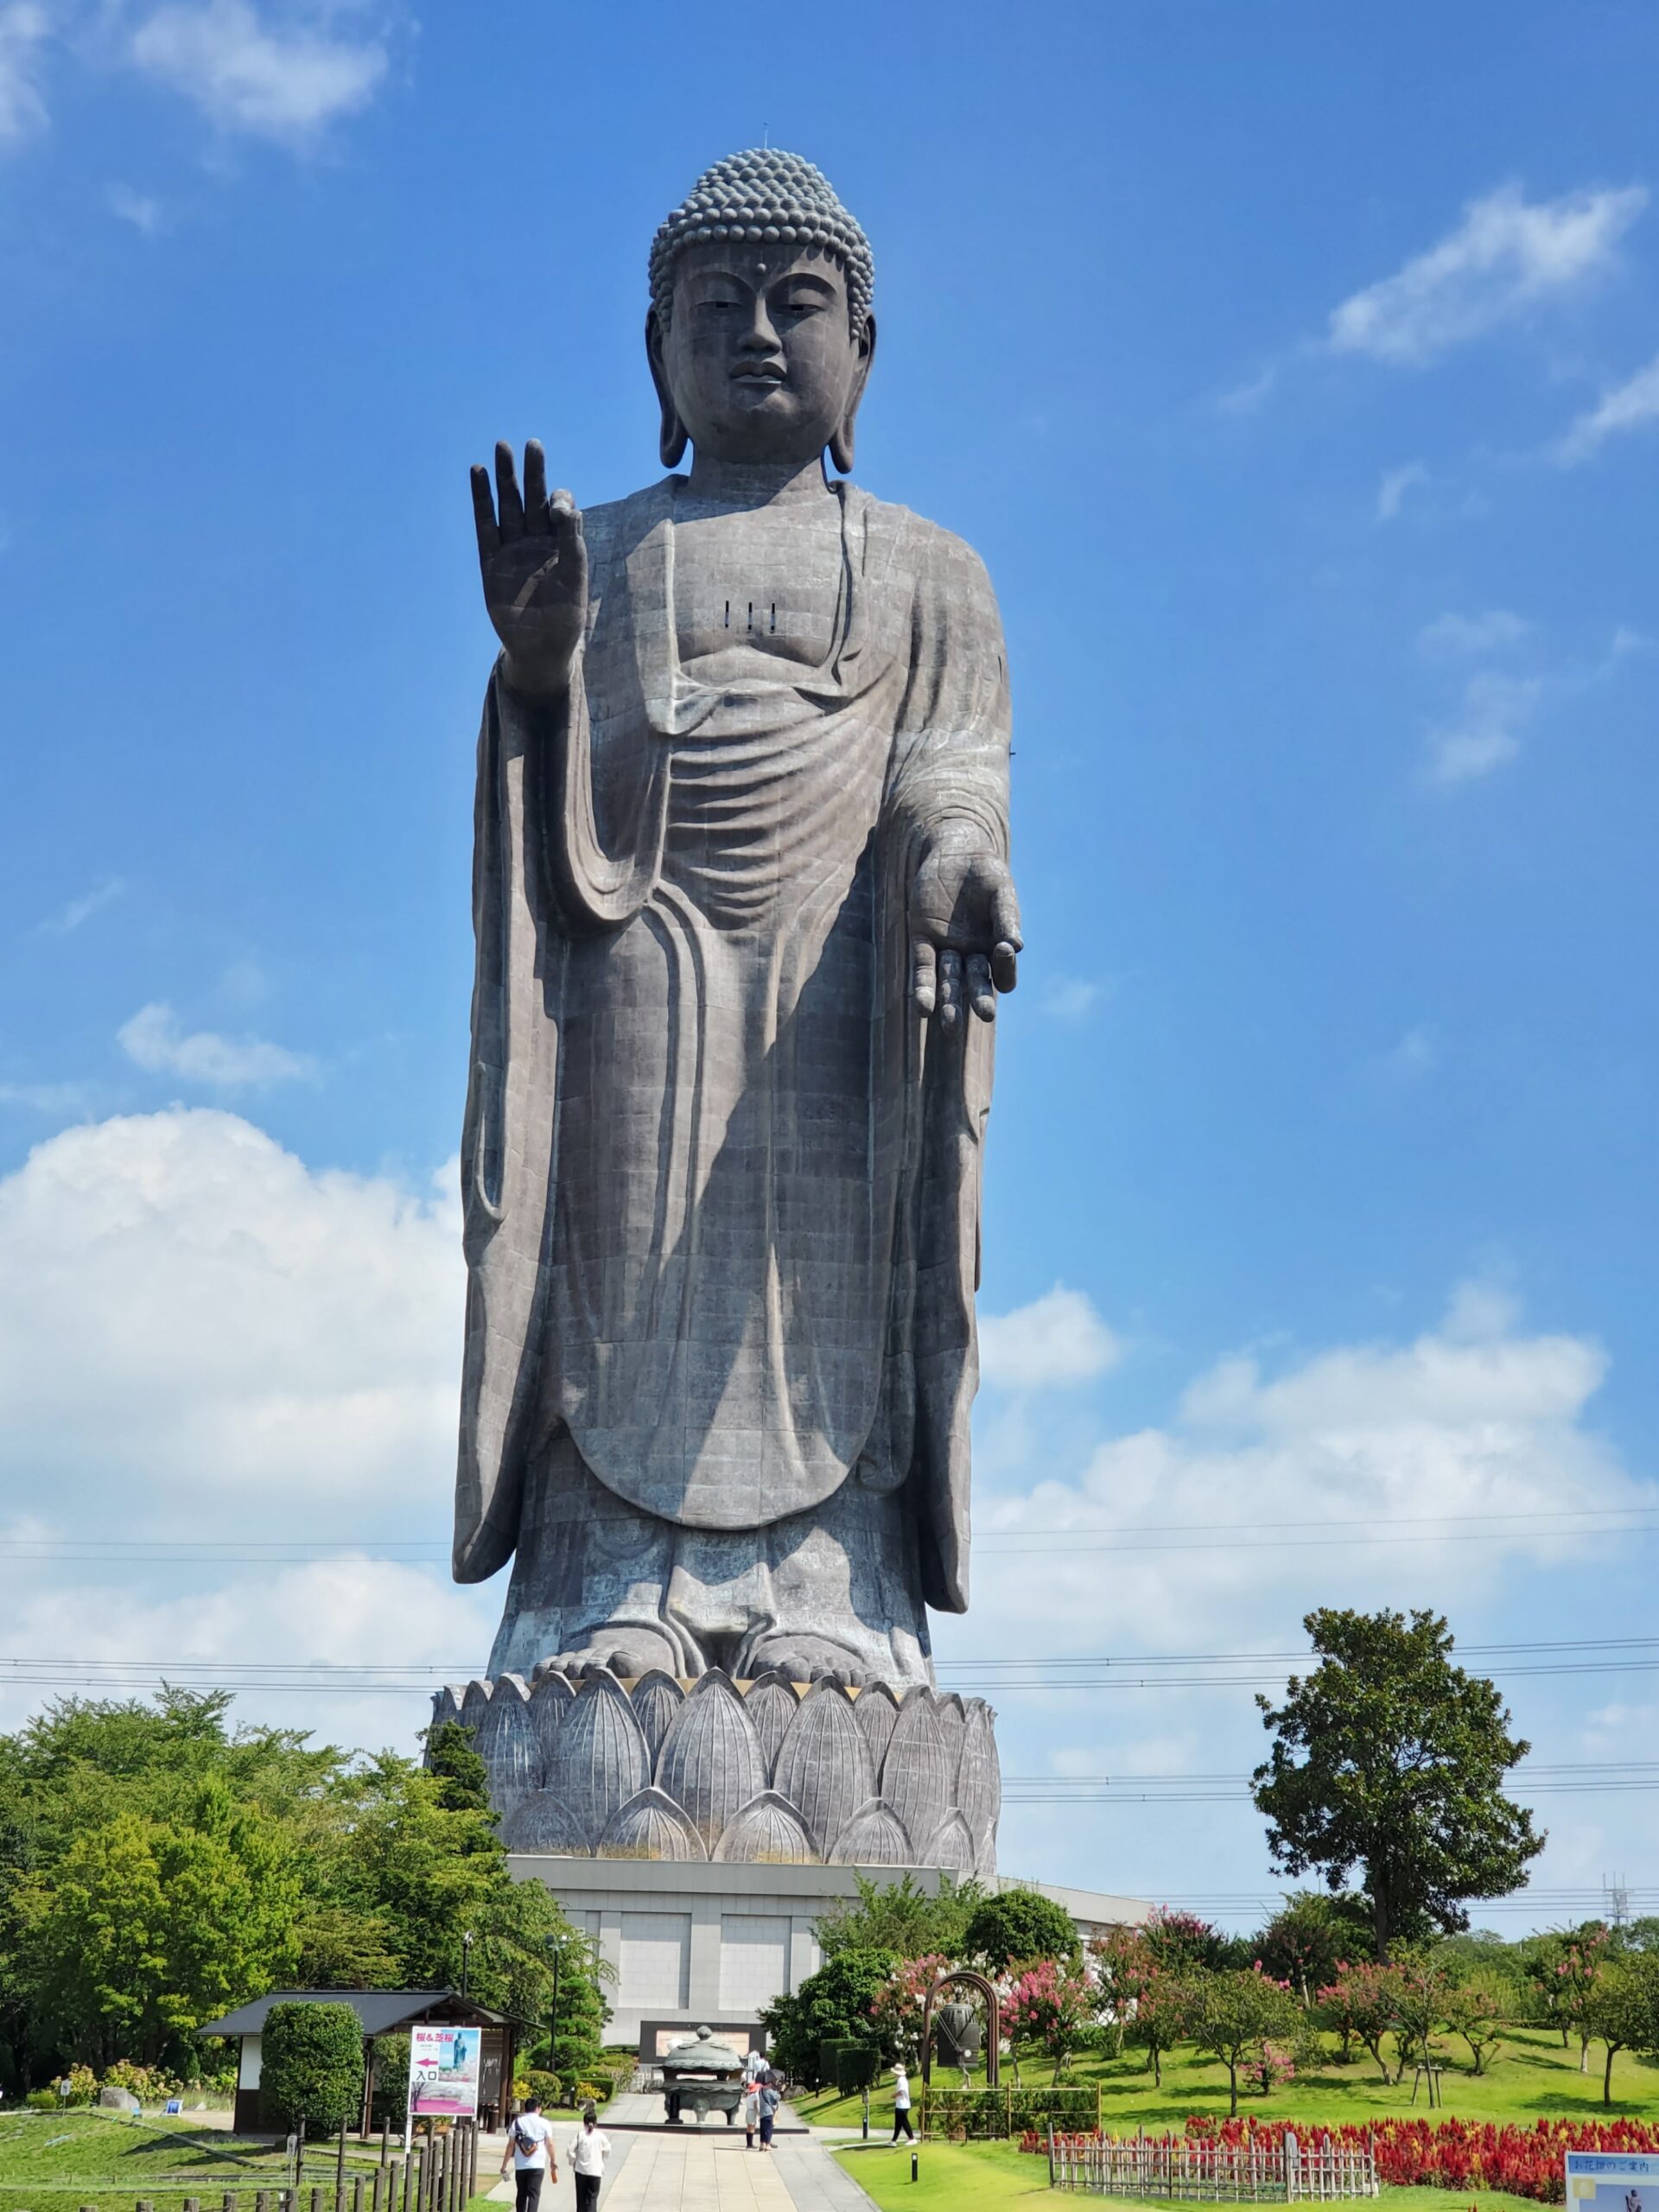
829, 312, 876, 479
828, 417, 855, 474
645, 309, 688, 469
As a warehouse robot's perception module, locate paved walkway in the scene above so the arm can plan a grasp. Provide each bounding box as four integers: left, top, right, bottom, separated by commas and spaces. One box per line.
481, 2101, 879, 2212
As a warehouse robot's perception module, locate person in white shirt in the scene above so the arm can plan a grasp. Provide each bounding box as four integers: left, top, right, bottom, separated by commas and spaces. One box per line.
500, 2095, 556, 2212
569, 2103, 612, 2212
891, 2064, 913, 2143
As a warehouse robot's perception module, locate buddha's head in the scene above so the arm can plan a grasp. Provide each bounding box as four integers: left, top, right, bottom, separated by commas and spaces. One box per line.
647, 149, 875, 474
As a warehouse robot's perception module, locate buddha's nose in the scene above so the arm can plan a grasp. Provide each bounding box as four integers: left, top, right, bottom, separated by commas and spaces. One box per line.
739, 300, 781, 353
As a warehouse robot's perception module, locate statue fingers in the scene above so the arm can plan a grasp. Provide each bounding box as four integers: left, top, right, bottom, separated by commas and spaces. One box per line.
991, 939, 1019, 995
967, 952, 996, 1022
469, 465, 499, 561
494, 440, 525, 538
522, 440, 550, 531
911, 936, 938, 1017
991, 876, 1024, 955
551, 491, 589, 596
938, 948, 963, 1030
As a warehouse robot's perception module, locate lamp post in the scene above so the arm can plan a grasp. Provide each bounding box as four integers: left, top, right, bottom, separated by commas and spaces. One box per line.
548, 1938, 562, 2096
461, 1930, 474, 2003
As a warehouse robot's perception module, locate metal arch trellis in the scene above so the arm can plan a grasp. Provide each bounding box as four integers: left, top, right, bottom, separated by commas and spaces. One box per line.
919, 1967, 1001, 2088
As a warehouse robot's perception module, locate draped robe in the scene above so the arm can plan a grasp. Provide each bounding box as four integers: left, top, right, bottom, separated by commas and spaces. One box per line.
453, 477, 1011, 1630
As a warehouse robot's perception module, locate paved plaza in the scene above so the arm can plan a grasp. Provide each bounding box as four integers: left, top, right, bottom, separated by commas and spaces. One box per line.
483, 2097, 879, 2212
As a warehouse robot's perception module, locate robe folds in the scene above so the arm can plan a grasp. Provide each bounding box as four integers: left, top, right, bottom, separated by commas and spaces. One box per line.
453, 477, 1011, 1619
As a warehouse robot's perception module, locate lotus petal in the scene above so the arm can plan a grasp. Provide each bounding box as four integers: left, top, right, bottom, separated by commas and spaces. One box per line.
499, 1789, 591, 1854
918, 1810, 976, 1872
957, 1700, 1000, 1872
714, 1791, 817, 1864
880, 1688, 950, 1854
742, 1671, 799, 1781
461, 1678, 493, 1731
934, 1694, 967, 1799
547, 1669, 650, 1846
827, 1798, 913, 1866
529, 1670, 575, 1768
654, 1671, 766, 1852
852, 1681, 899, 1772
771, 1681, 874, 1856
630, 1670, 684, 1765
429, 1686, 462, 1738
474, 1671, 542, 1811
598, 1786, 707, 1861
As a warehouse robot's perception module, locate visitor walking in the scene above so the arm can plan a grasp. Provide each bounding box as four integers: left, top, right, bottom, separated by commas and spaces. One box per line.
891, 2063, 913, 2142
757, 2071, 782, 2152
743, 2073, 760, 2150
567, 2103, 611, 2212
500, 2094, 556, 2212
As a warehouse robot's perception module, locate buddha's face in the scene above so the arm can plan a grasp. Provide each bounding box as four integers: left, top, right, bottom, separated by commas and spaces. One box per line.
652, 241, 873, 467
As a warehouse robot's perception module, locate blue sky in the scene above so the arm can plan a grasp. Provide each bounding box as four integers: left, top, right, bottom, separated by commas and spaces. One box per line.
3, 0, 1658, 1927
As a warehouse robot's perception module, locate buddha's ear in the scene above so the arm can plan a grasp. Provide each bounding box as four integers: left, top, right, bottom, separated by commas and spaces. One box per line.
829, 313, 877, 477
645, 310, 689, 468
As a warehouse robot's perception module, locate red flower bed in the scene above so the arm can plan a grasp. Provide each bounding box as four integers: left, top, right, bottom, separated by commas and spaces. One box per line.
1018, 2114, 1659, 2201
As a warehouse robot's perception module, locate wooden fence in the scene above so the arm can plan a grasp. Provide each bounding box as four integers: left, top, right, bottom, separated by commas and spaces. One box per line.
1048, 2130, 1378, 2202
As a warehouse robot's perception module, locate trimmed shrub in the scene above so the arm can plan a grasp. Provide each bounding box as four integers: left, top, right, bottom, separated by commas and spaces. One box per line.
818, 2040, 880, 2094
261, 2000, 364, 2137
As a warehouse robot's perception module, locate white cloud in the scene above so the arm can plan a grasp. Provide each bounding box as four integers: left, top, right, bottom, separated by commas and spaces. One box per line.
969, 1281, 1643, 1663
1327, 182, 1647, 365
1375, 1025, 1438, 1084
0, 3, 48, 146
118, 1000, 315, 1086
0, 1108, 463, 1510
1427, 670, 1543, 786
1376, 462, 1429, 521
130, 0, 387, 145
1556, 349, 1659, 465
980, 1284, 1123, 1390
1419, 609, 1530, 658
38, 875, 126, 934
1038, 976, 1103, 1023
108, 182, 162, 233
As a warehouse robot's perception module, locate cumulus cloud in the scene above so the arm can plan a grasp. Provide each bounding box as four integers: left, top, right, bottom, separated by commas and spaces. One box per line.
0, 1109, 462, 1510
1376, 462, 1429, 522
969, 1281, 1643, 1657
1556, 350, 1659, 465
1426, 671, 1542, 785
1419, 609, 1530, 658
118, 1000, 315, 1087
1327, 183, 1646, 366
0, 3, 48, 146
1038, 976, 1104, 1022
980, 1284, 1123, 1390
108, 183, 162, 233
130, 0, 388, 145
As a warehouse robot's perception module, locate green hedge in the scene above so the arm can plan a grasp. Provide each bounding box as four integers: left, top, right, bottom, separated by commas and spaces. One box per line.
825, 2041, 882, 2094
920, 2084, 1102, 2139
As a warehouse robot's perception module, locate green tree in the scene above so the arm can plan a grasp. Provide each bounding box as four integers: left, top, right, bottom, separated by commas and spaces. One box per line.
1252, 1609, 1543, 1959
816, 1872, 985, 1962
1440, 1966, 1511, 2075
1585, 1958, 1659, 2106
1142, 1908, 1246, 1976
962, 1887, 1077, 1974
261, 2000, 364, 2138
422, 1724, 494, 1818
1185, 1967, 1300, 2116
759, 1948, 897, 2084
1253, 1892, 1371, 2005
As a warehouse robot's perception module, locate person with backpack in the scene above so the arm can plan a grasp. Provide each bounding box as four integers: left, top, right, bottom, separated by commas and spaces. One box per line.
500, 2094, 556, 2212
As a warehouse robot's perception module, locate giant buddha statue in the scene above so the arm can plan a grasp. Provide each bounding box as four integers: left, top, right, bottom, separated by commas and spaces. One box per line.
454, 149, 1020, 1706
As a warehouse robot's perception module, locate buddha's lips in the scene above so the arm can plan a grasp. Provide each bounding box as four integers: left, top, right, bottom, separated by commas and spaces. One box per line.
732, 363, 786, 383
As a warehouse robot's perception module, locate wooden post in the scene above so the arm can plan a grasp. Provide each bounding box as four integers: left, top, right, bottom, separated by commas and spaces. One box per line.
353, 2174, 365, 2212
380, 2122, 391, 2169
337, 2120, 348, 2212
224, 2192, 238, 2212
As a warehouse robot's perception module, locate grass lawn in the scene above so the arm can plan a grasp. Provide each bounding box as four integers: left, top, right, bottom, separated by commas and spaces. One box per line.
801, 2029, 1659, 2133
0, 2110, 464, 2212
835, 2141, 1559, 2212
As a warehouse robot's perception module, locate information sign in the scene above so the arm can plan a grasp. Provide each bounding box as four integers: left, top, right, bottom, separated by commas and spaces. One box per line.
408, 2025, 482, 2119
1567, 2151, 1659, 2212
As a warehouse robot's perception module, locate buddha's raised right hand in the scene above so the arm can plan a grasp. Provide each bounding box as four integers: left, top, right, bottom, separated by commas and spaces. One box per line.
470, 439, 588, 698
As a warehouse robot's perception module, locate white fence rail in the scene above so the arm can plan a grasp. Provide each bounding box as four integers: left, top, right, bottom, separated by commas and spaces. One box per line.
1048, 2130, 1378, 2202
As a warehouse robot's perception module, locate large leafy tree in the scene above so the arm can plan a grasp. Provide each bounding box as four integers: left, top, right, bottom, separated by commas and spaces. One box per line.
1252, 1609, 1543, 1959
759, 1948, 897, 2083
962, 1886, 1077, 1974
817, 1872, 986, 1963
261, 2000, 364, 2137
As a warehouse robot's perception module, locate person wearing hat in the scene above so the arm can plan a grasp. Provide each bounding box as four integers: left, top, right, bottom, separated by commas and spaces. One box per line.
568, 2102, 612, 2212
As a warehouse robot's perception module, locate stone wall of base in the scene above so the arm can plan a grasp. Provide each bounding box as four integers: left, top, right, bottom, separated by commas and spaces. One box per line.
508, 1853, 1149, 2045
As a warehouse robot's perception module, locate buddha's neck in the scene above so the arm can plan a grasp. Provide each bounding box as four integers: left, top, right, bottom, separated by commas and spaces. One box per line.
683, 452, 834, 506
